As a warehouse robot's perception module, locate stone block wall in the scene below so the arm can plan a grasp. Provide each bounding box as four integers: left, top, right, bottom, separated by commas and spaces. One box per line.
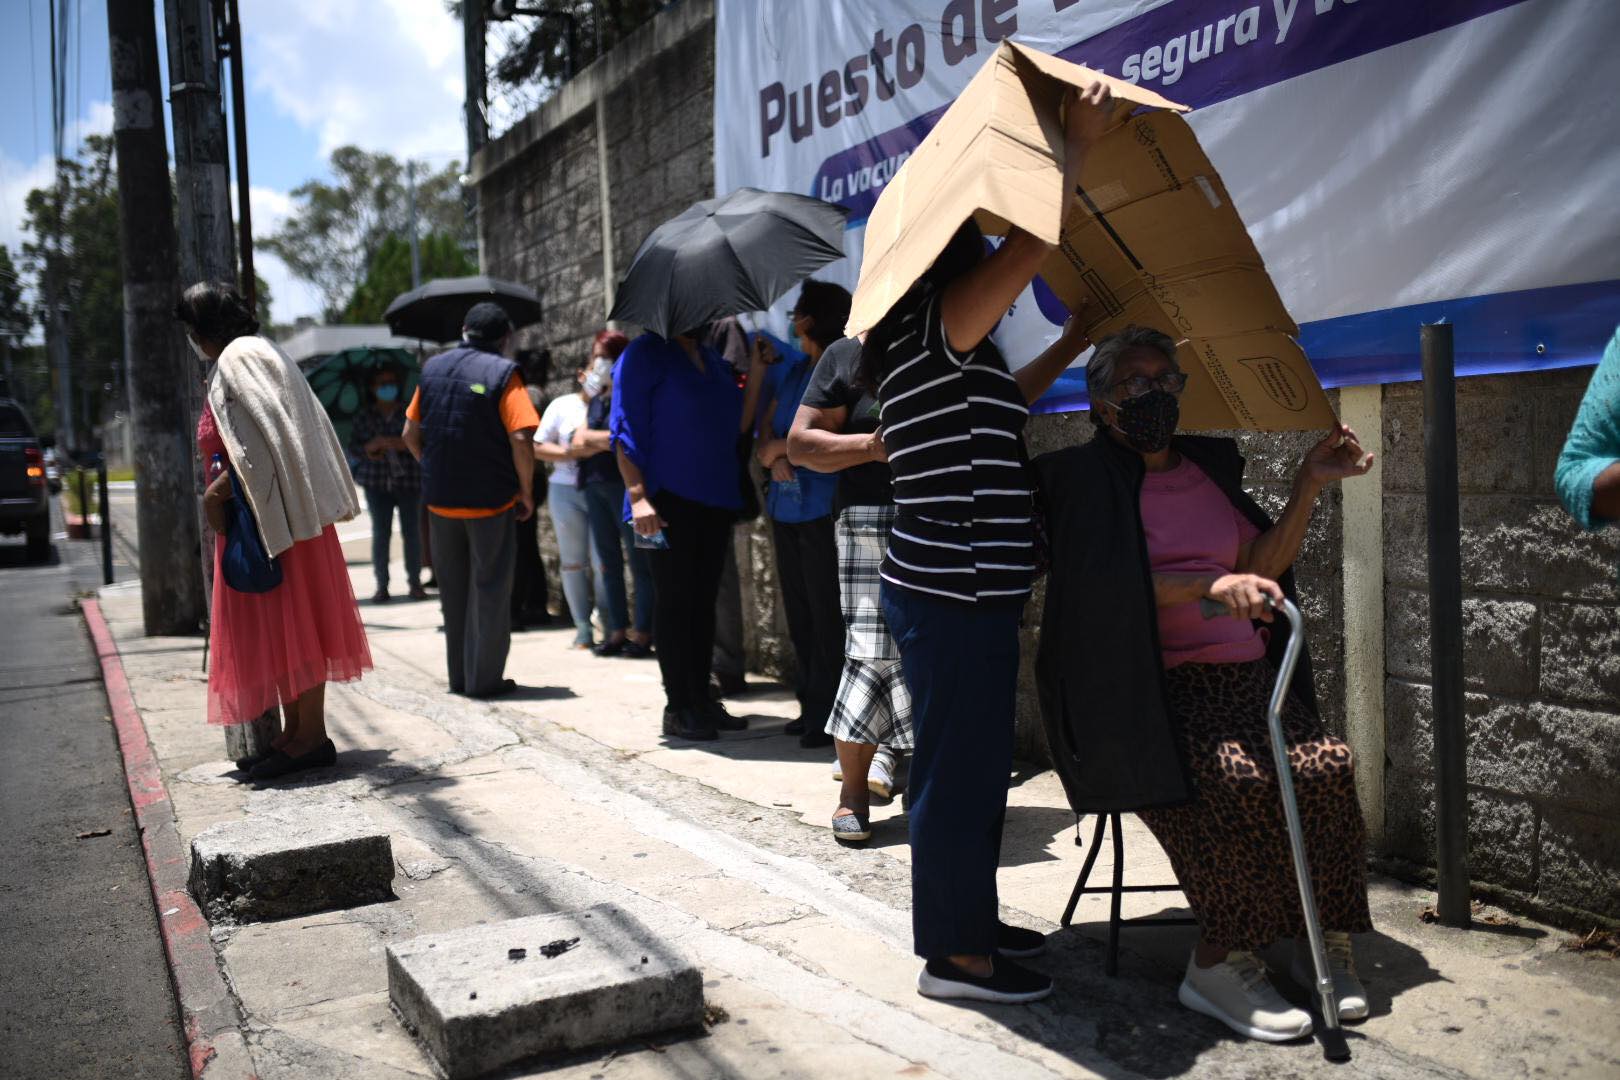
1380, 369, 1620, 924
474, 0, 793, 676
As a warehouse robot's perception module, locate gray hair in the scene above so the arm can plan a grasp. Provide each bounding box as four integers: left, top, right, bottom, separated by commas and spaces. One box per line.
1086, 324, 1180, 408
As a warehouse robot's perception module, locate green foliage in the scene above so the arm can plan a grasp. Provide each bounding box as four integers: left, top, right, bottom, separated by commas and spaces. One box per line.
261, 147, 473, 321
0, 245, 29, 345
489, 0, 667, 90
254, 272, 274, 331
343, 232, 477, 325
19, 135, 124, 436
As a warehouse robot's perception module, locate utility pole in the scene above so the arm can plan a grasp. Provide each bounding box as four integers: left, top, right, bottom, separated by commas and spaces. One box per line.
463, 0, 487, 247
107, 0, 205, 635
164, 0, 276, 760
45, 1, 74, 452
406, 161, 422, 289
219, 0, 255, 312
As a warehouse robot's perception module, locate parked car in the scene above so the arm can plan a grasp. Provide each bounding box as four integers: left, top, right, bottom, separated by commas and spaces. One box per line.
0, 397, 52, 561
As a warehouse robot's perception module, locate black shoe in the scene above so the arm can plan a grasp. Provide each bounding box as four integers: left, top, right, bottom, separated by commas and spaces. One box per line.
798, 724, 833, 749
592, 638, 626, 658
997, 922, 1048, 959
621, 640, 654, 659
249, 739, 337, 783
662, 707, 718, 742
466, 678, 518, 700
711, 672, 748, 699
370, 589, 391, 604
234, 750, 273, 772
916, 956, 1053, 1005
784, 718, 806, 736
700, 700, 747, 732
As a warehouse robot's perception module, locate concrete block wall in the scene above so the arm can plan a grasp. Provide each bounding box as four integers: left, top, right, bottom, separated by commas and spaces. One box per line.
474, 0, 794, 678
1380, 369, 1620, 925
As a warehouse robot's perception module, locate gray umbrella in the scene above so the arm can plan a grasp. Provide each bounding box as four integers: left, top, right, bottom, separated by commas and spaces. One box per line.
608, 188, 849, 339
383, 275, 543, 343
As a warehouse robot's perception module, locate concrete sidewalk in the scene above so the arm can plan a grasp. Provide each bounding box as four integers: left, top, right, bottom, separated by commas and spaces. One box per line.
94, 546, 1620, 1079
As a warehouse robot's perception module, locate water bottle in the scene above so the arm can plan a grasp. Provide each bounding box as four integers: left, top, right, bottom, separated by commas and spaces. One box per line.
634, 529, 670, 550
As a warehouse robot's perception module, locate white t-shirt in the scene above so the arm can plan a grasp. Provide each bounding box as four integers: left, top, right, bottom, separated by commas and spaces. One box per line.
536, 393, 589, 487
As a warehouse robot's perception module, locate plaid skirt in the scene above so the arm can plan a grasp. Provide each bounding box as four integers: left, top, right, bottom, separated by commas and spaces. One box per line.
826, 504, 914, 749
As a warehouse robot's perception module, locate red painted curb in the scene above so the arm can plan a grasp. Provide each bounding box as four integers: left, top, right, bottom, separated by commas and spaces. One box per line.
83, 599, 258, 1080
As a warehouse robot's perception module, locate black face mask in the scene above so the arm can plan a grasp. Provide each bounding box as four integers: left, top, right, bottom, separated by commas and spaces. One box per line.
1111, 389, 1180, 453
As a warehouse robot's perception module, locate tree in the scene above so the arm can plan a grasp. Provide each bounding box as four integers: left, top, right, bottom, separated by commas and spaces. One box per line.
343, 232, 477, 325
261, 147, 473, 321
20, 136, 125, 436
254, 272, 273, 332
486, 1, 667, 91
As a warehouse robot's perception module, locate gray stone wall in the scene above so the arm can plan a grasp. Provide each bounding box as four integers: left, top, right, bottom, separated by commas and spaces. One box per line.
474, 0, 794, 677
1380, 369, 1619, 925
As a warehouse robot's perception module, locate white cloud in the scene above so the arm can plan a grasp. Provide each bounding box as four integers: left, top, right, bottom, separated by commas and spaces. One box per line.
0, 100, 115, 258
242, 0, 467, 163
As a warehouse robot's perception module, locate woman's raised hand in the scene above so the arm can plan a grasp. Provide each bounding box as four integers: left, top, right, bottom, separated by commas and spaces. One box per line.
1300, 423, 1375, 490
1063, 80, 1115, 149
1206, 573, 1284, 623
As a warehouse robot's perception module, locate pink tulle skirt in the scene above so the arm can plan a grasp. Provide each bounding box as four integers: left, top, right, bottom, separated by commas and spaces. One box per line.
206, 525, 373, 726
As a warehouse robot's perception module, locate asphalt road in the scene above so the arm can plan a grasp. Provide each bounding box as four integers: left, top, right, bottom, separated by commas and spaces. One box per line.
0, 502, 188, 1079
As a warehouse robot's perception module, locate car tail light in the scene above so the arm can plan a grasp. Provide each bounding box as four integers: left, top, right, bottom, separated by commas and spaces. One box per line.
25, 448, 45, 486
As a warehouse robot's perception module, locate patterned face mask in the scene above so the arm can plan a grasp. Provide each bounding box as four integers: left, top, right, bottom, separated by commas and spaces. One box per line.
1110, 388, 1181, 453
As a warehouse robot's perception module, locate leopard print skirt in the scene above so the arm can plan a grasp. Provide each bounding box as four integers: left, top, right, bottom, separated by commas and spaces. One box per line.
1137, 659, 1373, 952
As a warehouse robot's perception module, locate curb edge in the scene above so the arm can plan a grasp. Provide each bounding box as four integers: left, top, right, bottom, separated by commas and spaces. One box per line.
83, 598, 258, 1080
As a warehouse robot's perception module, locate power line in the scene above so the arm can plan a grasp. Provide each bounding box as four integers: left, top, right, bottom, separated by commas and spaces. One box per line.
27, 0, 40, 162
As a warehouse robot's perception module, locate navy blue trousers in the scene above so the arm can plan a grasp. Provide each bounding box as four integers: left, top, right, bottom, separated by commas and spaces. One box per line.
881, 582, 1022, 959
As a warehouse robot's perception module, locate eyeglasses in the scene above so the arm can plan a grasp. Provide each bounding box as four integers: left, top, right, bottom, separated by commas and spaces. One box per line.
1108, 371, 1189, 401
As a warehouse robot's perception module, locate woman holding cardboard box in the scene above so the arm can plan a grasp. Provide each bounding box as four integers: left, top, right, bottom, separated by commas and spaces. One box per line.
852, 83, 1108, 1005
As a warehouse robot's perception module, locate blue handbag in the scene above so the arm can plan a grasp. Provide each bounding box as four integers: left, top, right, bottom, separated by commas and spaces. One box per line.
221, 465, 283, 593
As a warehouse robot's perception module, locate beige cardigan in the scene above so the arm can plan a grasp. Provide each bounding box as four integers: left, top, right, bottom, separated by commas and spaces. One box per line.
207, 335, 360, 559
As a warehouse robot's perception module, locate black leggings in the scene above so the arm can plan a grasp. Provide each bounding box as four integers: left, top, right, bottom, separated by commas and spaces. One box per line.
646, 492, 734, 710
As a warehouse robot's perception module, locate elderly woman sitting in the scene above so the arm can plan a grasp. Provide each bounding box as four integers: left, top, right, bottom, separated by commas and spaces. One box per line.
1033, 325, 1375, 1043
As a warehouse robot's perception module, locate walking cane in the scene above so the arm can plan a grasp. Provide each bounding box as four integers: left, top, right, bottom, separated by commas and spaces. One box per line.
1201, 594, 1351, 1062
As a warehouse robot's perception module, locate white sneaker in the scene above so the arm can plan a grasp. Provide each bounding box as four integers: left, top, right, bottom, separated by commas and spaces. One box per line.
868, 747, 898, 799
1290, 932, 1369, 1021
1178, 951, 1314, 1042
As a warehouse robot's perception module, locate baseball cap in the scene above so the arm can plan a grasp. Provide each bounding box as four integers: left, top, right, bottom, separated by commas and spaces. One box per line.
462, 302, 514, 344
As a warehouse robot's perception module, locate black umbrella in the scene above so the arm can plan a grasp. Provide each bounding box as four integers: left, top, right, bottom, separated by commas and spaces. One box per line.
383, 275, 543, 343
608, 187, 848, 339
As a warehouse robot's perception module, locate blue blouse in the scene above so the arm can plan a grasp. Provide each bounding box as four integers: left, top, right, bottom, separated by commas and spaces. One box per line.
1556, 326, 1620, 533
759, 344, 838, 524
610, 333, 743, 515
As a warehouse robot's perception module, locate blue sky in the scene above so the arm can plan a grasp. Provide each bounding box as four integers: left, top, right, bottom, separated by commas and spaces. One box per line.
1, 0, 469, 324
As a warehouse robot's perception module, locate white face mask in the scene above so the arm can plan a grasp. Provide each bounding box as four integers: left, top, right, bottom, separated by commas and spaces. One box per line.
592, 357, 614, 378
188, 336, 210, 364
583, 370, 606, 398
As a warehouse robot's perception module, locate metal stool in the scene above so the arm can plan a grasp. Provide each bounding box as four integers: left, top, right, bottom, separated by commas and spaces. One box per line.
1060, 811, 1196, 975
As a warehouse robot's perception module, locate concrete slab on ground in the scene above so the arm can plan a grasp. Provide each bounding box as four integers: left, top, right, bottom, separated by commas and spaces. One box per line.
189, 800, 395, 923
388, 903, 703, 1078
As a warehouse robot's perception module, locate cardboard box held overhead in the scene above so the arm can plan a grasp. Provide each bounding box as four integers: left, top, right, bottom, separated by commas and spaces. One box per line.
847, 41, 1337, 432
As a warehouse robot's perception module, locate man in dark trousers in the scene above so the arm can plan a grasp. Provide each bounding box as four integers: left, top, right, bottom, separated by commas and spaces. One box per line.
402, 303, 540, 698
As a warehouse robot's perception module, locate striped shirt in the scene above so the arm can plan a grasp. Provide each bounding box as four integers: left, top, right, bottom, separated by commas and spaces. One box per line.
874, 286, 1034, 603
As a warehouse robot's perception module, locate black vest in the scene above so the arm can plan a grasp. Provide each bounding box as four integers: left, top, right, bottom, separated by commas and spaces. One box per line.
417, 345, 522, 510
1031, 433, 1318, 814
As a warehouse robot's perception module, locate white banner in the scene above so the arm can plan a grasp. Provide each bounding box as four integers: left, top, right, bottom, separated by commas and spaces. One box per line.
714, 0, 1620, 410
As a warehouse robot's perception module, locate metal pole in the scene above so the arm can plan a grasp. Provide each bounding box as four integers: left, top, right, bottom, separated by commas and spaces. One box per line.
1421, 322, 1471, 928
107, 0, 203, 632
98, 456, 113, 585
462, 0, 487, 231
223, 0, 255, 311
406, 161, 422, 289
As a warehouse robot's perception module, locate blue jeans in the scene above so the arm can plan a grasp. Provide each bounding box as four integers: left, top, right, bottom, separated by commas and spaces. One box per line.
881, 582, 1022, 960
584, 479, 654, 635
549, 481, 603, 645
364, 485, 422, 593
